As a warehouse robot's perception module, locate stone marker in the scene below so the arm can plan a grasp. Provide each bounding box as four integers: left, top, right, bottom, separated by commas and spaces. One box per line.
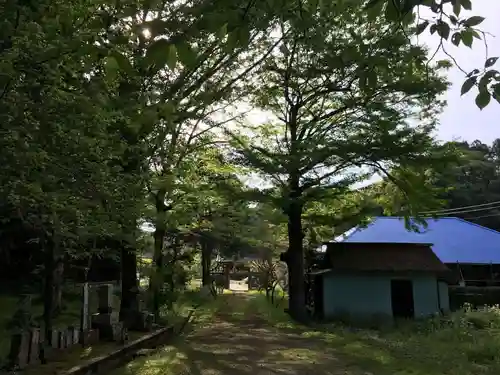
39, 328, 45, 348
73, 328, 79, 345
111, 322, 124, 342
81, 328, 99, 346
58, 330, 66, 349
8, 332, 30, 369
80, 282, 90, 332
51, 329, 59, 348
29, 328, 40, 365
66, 328, 73, 348
91, 284, 119, 341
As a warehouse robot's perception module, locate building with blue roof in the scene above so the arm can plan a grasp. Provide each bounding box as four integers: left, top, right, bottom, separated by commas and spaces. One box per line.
339, 216, 500, 286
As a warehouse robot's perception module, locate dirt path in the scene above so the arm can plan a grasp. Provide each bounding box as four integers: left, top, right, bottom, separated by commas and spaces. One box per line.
175, 293, 354, 375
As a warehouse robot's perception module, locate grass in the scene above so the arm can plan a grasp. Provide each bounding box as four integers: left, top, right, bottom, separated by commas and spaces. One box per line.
110, 288, 228, 375
242, 295, 500, 375
111, 291, 500, 375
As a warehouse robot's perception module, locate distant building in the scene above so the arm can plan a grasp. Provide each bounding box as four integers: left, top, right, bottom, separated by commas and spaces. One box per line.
309, 242, 452, 321
339, 217, 500, 286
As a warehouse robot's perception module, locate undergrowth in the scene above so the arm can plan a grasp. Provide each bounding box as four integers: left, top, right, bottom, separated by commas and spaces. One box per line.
112, 291, 500, 375
249, 294, 500, 375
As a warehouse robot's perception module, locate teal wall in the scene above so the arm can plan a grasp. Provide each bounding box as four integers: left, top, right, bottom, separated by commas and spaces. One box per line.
438, 281, 450, 313
322, 272, 448, 319
322, 274, 392, 317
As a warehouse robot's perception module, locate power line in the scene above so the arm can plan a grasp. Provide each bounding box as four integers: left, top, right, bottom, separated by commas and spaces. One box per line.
420, 200, 500, 215
430, 205, 500, 216
465, 213, 500, 220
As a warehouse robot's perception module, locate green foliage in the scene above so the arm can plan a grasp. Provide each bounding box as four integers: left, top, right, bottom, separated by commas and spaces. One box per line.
232, 3, 450, 236
427, 139, 500, 231
363, 0, 498, 109
0, 0, 496, 344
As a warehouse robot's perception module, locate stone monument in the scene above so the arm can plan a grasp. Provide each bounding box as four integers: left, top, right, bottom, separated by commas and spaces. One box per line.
91, 284, 123, 341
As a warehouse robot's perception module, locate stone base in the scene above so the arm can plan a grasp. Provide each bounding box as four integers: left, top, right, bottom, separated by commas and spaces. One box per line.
92, 312, 119, 326
112, 322, 125, 342
43, 346, 65, 361
122, 310, 154, 332
81, 329, 99, 347
91, 312, 119, 341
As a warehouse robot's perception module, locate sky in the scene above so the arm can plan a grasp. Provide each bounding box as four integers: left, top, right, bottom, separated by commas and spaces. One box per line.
423, 1, 500, 145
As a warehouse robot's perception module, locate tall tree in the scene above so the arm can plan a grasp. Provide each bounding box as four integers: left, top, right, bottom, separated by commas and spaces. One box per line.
231, 2, 451, 321
0, 0, 140, 335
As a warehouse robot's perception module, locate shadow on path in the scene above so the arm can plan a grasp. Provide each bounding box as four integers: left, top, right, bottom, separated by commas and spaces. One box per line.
172, 293, 360, 375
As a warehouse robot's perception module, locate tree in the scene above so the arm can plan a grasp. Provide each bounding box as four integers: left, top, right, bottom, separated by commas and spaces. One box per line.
230, 2, 452, 321
0, 0, 146, 335
365, 0, 500, 109
425, 139, 500, 231
97, 0, 281, 316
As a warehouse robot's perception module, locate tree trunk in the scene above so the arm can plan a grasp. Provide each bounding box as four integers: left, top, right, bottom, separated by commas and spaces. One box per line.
285, 201, 308, 323
151, 189, 167, 319
201, 236, 212, 286
52, 258, 64, 318
152, 226, 165, 319
120, 243, 139, 323
43, 236, 55, 342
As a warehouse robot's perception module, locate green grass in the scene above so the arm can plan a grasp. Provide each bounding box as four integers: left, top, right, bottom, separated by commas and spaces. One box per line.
244, 294, 500, 375
114, 292, 500, 375
110, 290, 232, 375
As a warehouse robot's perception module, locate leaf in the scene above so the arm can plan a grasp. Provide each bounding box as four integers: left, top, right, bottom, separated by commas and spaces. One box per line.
485, 57, 499, 68
401, 10, 416, 26
436, 22, 450, 40
464, 16, 485, 27
401, 0, 416, 15
366, 0, 384, 20
160, 102, 176, 118
110, 51, 134, 76
145, 38, 169, 67
461, 77, 476, 96
475, 91, 490, 110
225, 31, 239, 53
461, 29, 473, 48
493, 84, 500, 104
237, 27, 251, 46
367, 69, 377, 89
365, 0, 382, 9
177, 42, 197, 67
484, 69, 499, 81
461, 0, 472, 10
384, 1, 400, 22
451, 32, 461, 46
436, 60, 452, 69
217, 23, 228, 40
478, 75, 491, 90
167, 44, 177, 70
416, 21, 429, 35
104, 56, 119, 79
466, 69, 480, 78
430, 24, 437, 35
452, 0, 461, 16
358, 72, 368, 91
145, 19, 169, 38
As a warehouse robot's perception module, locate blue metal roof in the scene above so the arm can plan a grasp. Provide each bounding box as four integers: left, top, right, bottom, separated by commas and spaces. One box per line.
341, 217, 500, 264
